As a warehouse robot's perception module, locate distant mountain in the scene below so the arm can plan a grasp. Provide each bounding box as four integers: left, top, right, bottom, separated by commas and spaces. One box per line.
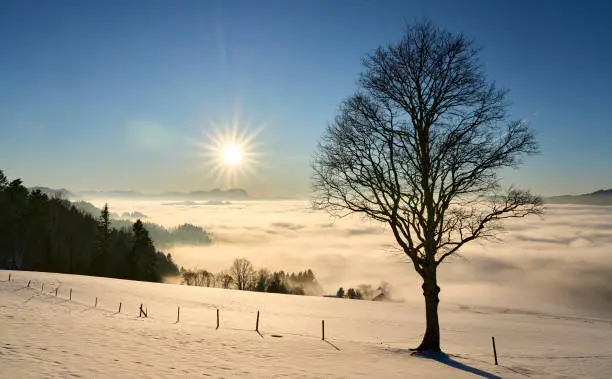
78, 190, 141, 198
78, 188, 249, 200
545, 189, 612, 205
187, 188, 248, 200
28, 187, 77, 199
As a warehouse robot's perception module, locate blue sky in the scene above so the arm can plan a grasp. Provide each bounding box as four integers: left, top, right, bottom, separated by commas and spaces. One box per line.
1, 0, 610, 197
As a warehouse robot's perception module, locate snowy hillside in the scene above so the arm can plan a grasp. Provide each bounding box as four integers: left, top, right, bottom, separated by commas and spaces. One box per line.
2, 271, 611, 378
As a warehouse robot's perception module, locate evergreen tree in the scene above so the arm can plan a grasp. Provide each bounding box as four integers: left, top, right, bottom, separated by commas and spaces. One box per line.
336, 287, 345, 298
347, 288, 357, 299
131, 219, 159, 282
255, 269, 270, 292
92, 203, 112, 275
266, 272, 288, 294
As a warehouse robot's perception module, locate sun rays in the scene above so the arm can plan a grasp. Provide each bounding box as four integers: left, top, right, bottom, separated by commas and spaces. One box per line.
191, 119, 263, 188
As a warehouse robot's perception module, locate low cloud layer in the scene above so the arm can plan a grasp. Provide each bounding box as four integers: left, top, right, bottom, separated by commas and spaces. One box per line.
87, 199, 612, 318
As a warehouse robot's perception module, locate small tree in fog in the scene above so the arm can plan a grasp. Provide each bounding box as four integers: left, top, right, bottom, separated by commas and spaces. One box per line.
255, 268, 270, 292
230, 258, 255, 290
202, 270, 215, 287
312, 21, 543, 352
216, 271, 234, 289
266, 272, 288, 294
336, 287, 345, 298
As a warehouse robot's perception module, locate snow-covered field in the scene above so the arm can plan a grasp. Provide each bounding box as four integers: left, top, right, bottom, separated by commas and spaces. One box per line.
2, 270, 612, 378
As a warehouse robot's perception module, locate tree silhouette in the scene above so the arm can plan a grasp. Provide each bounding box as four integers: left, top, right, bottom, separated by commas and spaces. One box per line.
131, 219, 159, 282
230, 258, 255, 290
255, 268, 270, 292
92, 203, 112, 276
336, 287, 345, 298
312, 21, 543, 352
217, 271, 234, 289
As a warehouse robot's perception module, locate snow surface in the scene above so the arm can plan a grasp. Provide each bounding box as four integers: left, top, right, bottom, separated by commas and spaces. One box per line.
2, 270, 612, 378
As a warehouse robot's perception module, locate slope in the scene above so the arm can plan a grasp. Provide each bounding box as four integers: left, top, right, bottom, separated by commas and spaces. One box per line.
1, 270, 611, 378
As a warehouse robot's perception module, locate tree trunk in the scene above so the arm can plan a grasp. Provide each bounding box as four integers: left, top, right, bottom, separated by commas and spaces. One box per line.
416, 271, 441, 352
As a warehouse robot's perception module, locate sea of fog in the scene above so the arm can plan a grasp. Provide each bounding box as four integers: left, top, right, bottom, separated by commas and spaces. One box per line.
85, 199, 612, 318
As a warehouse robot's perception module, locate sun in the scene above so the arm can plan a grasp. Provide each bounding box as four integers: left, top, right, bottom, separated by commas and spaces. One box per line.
222, 144, 243, 166
191, 119, 263, 187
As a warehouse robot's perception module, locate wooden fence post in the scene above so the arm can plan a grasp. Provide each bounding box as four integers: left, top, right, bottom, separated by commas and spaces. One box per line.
176, 306, 180, 323
216, 309, 220, 329
256, 311, 260, 332
139, 303, 147, 318
55, 287, 58, 296
41, 283, 44, 293
118, 302, 122, 313
27, 280, 31, 288
8, 273, 11, 282
69, 288, 72, 300
492, 336, 498, 365
322, 320, 325, 341
95, 297, 98, 308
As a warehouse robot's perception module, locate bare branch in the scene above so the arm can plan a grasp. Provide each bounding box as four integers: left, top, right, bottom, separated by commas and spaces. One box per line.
311, 21, 543, 280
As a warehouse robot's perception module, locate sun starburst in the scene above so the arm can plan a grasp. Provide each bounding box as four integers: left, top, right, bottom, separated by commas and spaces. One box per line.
191, 120, 263, 188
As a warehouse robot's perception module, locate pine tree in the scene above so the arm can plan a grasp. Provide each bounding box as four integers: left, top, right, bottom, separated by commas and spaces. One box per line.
92, 203, 112, 275
266, 272, 288, 294
337, 287, 345, 298
131, 219, 159, 282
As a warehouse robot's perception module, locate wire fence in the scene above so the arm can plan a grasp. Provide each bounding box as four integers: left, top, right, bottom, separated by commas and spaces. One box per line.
4, 271, 609, 378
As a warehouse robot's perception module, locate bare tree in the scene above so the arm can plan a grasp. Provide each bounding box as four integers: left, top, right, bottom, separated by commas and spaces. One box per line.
216, 271, 234, 289
312, 21, 543, 352
230, 258, 255, 291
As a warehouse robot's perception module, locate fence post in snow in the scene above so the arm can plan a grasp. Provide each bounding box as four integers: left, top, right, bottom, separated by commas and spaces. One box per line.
55, 287, 58, 296
27, 280, 31, 288
118, 302, 122, 313
322, 320, 325, 341
95, 297, 98, 308
256, 311, 260, 332
139, 303, 147, 318
41, 283, 44, 293
492, 336, 498, 365
69, 288, 72, 300
8, 273, 11, 282
216, 309, 220, 329
176, 306, 180, 323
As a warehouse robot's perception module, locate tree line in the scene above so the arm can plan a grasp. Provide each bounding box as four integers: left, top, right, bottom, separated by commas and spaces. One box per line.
180, 258, 323, 295
72, 201, 213, 248
335, 282, 392, 301
0, 169, 178, 282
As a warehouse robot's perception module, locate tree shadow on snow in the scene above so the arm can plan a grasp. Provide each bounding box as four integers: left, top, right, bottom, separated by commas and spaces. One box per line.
415, 352, 502, 379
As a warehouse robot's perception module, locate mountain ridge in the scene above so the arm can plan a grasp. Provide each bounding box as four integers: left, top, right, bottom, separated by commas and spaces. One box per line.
33, 188, 250, 200
545, 188, 612, 205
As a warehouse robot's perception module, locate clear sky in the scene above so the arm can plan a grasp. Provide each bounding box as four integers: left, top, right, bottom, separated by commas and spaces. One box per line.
1, 0, 610, 197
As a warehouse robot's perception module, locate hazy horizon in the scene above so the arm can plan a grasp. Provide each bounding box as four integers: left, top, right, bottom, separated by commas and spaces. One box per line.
15, 177, 612, 199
